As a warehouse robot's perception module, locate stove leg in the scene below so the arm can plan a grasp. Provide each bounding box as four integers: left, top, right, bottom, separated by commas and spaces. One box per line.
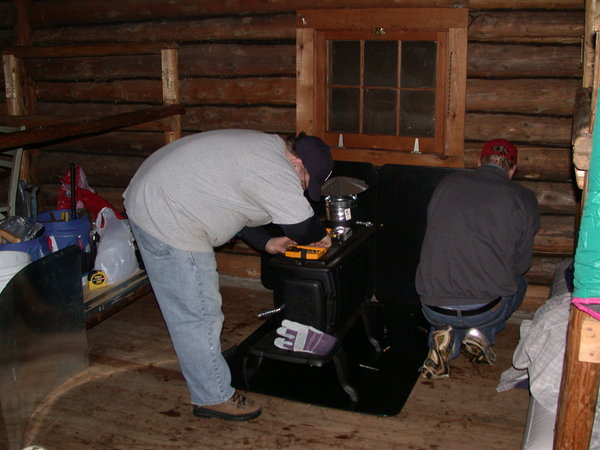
332, 348, 359, 403
362, 309, 382, 353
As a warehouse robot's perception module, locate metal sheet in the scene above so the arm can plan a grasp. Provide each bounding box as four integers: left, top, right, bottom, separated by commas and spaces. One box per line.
0, 246, 88, 450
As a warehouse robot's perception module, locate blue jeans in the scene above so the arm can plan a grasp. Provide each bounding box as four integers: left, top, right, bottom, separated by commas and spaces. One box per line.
129, 220, 235, 406
421, 276, 527, 359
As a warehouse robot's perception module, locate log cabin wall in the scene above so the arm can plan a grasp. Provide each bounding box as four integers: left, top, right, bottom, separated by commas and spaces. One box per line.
0, 0, 586, 310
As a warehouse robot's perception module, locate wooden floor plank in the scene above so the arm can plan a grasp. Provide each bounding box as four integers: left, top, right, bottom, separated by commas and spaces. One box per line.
20, 276, 530, 449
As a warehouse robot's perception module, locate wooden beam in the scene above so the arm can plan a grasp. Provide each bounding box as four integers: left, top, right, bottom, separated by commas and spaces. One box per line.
2, 54, 25, 116
1, 43, 178, 58
13, 0, 32, 46
554, 306, 600, 449
572, 87, 592, 173
297, 7, 468, 30
161, 48, 181, 144
32, 14, 296, 45
0, 104, 185, 151
468, 10, 584, 44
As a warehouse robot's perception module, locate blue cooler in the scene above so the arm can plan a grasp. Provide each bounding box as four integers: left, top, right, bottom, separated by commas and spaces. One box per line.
37, 209, 93, 274
0, 235, 49, 262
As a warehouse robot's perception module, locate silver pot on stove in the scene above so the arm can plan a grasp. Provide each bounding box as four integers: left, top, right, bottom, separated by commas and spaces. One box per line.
321, 176, 368, 240
325, 194, 357, 228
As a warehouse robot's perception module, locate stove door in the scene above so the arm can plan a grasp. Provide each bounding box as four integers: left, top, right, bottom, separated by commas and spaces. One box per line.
274, 277, 330, 332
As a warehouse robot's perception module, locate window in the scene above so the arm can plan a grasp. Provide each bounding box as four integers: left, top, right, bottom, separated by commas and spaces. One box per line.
297, 8, 468, 167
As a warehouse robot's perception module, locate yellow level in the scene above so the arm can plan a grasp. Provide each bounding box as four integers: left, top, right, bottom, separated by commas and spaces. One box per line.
284, 244, 328, 260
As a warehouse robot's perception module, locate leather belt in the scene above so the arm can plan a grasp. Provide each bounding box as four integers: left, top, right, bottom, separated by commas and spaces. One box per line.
427, 297, 502, 317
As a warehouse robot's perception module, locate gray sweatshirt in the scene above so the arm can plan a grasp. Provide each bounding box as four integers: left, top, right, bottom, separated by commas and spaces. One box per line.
124, 129, 315, 252
415, 164, 540, 307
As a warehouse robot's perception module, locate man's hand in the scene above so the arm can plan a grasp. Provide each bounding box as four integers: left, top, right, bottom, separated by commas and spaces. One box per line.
309, 233, 332, 248
265, 236, 296, 254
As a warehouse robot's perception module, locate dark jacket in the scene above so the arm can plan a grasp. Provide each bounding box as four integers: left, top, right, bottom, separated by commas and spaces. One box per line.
415, 164, 540, 307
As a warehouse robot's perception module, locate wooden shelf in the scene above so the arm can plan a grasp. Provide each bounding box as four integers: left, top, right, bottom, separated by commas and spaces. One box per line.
0, 104, 185, 151
2, 42, 178, 58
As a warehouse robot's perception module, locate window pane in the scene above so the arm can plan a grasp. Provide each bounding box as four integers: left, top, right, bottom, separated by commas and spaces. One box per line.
364, 41, 398, 87
401, 41, 437, 88
364, 89, 396, 135
329, 87, 360, 133
400, 90, 436, 137
329, 41, 360, 85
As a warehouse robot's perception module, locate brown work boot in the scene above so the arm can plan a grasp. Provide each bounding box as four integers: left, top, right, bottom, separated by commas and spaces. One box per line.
462, 328, 496, 365
193, 391, 262, 421
419, 325, 454, 379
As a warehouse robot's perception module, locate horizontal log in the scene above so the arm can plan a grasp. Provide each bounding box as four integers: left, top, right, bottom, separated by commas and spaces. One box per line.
33, 102, 295, 134
528, 255, 573, 285
182, 45, 296, 78
30, 102, 573, 147
25, 0, 586, 28
468, 10, 584, 44
535, 214, 575, 255
0, 114, 178, 135
22, 42, 582, 82
0, 105, 185, 151
35, 77, 575, 114
466, 78, 580, 115
32, 14, 296, 45
185, 105, 289, 133
24, 1, 464, 28
35, 77, 297, 105
24, 44, 296, 81
33, 153, 145, 187
464, 143, 572, 181
520, 283, 551, 314
468, 43, 582, 78
518, 180, 578, 215
465, 113, 573, 146
33, 10, 584, 47
2, 43, 178, 58
32, 131, 168, 157
469, 0, 583, 8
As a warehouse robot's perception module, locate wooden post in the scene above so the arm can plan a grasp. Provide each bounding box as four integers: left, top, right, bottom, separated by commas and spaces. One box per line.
295, 25, 316, 136
554, 306, 600, 449
555, 2, 600, 446
2, 53, 32, 183
13, 0, 32, 46
161, 48, 181, 144
3, 54, 25, 116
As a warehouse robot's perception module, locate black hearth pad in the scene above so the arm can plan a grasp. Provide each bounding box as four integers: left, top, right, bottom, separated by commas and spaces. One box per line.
226, 302, 429, 416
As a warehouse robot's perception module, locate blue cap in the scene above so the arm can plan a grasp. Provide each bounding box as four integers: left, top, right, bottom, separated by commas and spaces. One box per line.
293, 135, 333, 201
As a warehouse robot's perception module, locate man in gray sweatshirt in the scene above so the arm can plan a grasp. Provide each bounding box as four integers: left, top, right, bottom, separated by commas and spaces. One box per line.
124, 129, 333, 419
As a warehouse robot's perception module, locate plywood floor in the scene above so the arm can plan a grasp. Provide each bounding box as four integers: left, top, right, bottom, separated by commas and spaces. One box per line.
21, 276, 529, 449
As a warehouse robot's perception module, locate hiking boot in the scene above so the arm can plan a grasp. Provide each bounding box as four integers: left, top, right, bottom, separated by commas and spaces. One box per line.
419, 325, 455, 379
462, 328, 496, 365
193, 391, 262, 421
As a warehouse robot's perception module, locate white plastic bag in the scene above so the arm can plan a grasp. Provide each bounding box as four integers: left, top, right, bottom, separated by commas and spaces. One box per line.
94, 207, 139, 284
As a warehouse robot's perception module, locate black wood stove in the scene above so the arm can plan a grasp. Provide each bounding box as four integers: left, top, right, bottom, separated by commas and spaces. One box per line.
227, 161, 439, 416
240, 223, 379, 403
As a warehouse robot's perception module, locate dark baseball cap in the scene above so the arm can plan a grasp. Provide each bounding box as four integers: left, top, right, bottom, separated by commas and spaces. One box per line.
293, 134, 333, 201
480, 139, 518, 165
